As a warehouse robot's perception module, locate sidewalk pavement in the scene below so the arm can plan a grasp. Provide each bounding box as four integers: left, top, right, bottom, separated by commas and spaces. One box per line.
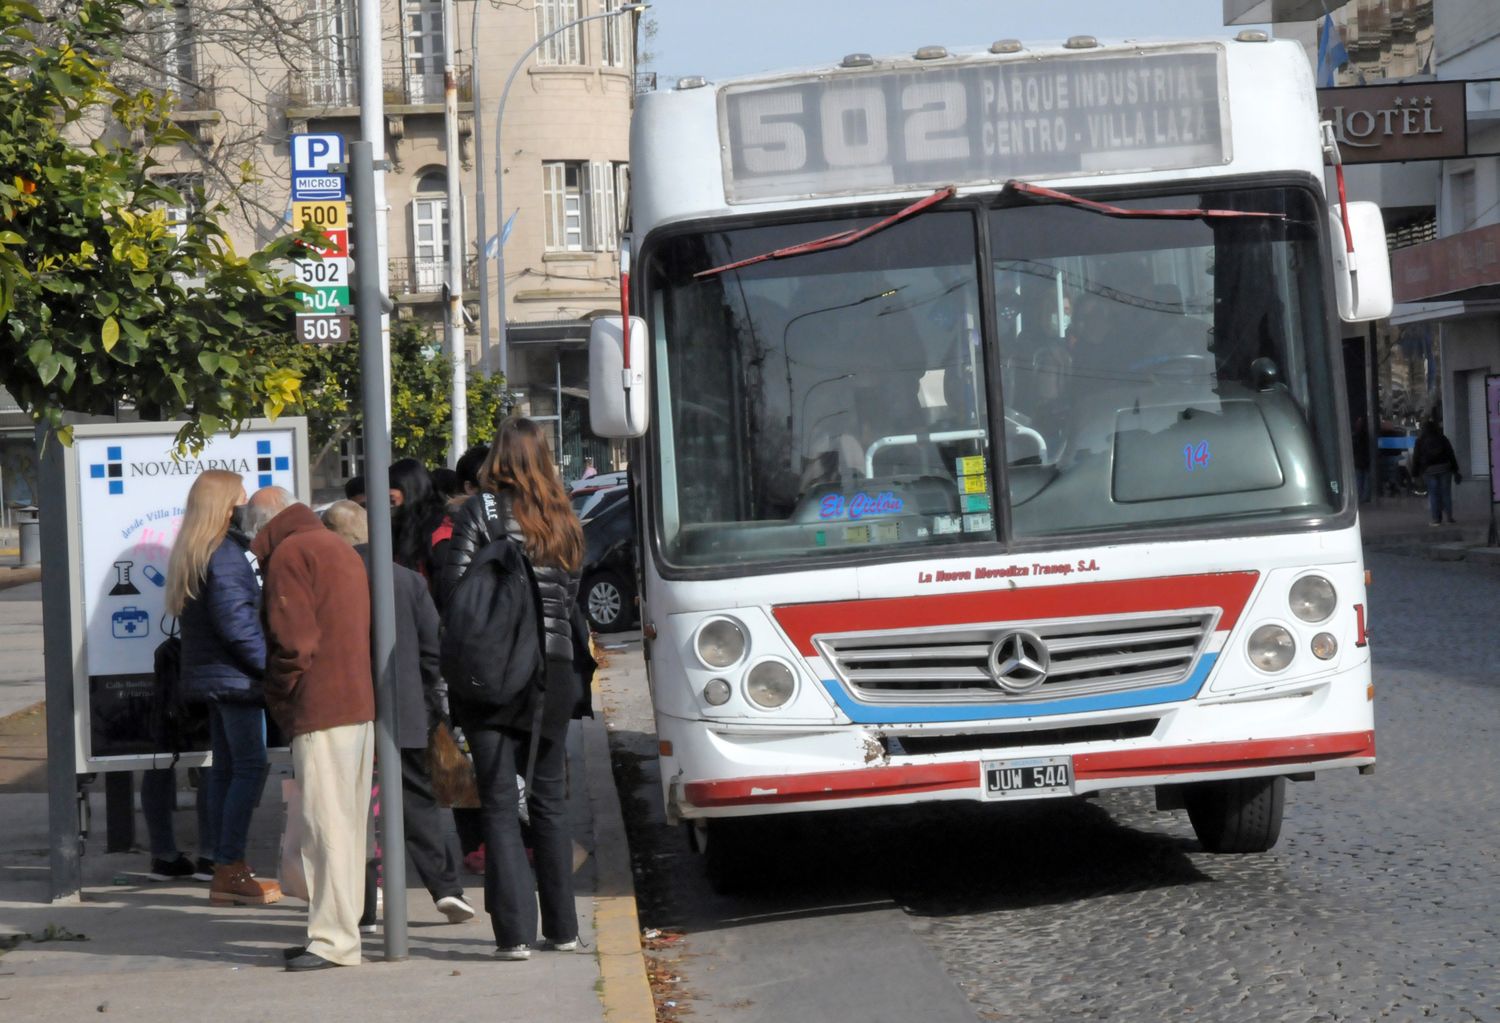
0, 595, 654, 1022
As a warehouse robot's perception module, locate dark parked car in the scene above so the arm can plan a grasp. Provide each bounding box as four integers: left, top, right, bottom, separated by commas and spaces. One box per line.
578, 495, 636, 632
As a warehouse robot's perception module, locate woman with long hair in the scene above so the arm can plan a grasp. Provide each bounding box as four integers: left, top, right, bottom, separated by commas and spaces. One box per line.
165, 470, 282, 905
389, 457, 448, 578
440, 417, 584, 959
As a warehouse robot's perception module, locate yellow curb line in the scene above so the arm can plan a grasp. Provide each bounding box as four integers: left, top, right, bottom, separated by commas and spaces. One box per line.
583, 709, 656, 1023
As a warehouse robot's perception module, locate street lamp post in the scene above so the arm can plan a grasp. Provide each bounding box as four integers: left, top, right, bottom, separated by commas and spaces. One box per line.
482, 2, 647, 380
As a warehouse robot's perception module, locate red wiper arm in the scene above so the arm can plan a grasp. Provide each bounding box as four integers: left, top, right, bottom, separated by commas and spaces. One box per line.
1005, 181, 1285, 222
695, 185, 957, 279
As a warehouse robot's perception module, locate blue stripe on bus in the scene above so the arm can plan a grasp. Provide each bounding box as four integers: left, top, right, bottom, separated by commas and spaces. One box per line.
820, 653, 1219, 724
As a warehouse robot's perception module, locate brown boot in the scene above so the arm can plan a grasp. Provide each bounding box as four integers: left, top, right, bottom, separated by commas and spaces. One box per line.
210, 862, 283, 905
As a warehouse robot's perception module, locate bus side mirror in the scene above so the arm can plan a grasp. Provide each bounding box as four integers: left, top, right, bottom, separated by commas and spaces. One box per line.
1330, 201, 1393, 323
589, 315, 649, 438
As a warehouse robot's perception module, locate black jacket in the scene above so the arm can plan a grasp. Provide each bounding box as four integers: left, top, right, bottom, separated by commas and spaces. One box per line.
1412, 429, 1460, 478
356, 545, 443, 749
442, 491, 580, 662
179, 530, 267, 704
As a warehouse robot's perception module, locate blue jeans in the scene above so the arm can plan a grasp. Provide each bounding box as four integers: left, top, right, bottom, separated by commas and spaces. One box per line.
207, 703, 270, 864
1426, 471, 1454, 524
140, 768, 212, 860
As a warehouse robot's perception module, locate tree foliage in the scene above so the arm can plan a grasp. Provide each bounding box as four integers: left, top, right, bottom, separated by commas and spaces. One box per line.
0, 0, 319, 450
292, 319, 512, 471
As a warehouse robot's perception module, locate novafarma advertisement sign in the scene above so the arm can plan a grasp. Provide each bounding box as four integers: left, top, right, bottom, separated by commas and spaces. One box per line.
63, 419, 309, 772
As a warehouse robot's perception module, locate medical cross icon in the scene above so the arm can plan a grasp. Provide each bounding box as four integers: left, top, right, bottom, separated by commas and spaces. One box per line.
89, 446, 125, 495
257, 440, 291, 488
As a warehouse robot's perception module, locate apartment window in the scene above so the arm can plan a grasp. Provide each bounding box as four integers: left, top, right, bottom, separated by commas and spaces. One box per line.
157, 174, 203, 243
1450, 168, 1477, 233
544, 161, 628, 253
339, 433, 364, 480
601, 0, 628, 68
404, 0, 445, 103
536, 0, 583, 66
411, 169, 451, 291
148, 0, 196, 91
309, 0, 358, 105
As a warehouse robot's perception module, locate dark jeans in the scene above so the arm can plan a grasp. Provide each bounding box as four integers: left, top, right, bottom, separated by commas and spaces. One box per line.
1426, 471, 1454, 523
140, 768, 212, 860
467, 726, 576, 947
207, 702, 270, 864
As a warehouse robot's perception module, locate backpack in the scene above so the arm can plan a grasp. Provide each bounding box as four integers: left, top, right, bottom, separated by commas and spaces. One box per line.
440, 493, 547, 716
148, 630, 207, 761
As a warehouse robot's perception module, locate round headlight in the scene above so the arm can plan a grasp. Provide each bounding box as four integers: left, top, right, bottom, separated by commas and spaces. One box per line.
1289, 575, 1337, 623
702, 678, 732, 706
745, 660, 796, 709
1311, 633, 1338, 660
696, 618, 746, 669
1247, 624, 1296, 672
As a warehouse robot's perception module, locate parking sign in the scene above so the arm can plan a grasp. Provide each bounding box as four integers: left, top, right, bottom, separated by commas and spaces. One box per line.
291, 132, 344, 174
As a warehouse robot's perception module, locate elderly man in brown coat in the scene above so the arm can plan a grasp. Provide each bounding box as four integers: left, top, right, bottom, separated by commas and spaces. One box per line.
249, 487, 374, 972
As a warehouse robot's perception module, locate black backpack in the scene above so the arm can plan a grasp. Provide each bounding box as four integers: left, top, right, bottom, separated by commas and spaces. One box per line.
148, 630, 207, 760
440, 493, 547, 716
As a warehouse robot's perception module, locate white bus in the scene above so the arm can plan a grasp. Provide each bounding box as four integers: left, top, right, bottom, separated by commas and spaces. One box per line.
589, 34, 1391, 881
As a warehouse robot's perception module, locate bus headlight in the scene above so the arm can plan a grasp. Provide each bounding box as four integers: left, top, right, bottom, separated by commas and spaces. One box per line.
702, 678, 732, 706
1247, 624, 1296, 672
696, 618, 747, 669
1311, 633, 1338, 660
1289, 575, 1337, 623
745, 660, 796, 708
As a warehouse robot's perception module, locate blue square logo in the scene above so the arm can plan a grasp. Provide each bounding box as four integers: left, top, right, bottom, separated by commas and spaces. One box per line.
90, 465, 105, 479
107, 446, 121, 460
257, 440, 271, 454
108, 481, 123, 495
274, 456, 290, 471
259, 474, 273, 488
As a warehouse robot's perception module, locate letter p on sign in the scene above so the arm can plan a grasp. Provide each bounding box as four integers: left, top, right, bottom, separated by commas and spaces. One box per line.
291, 133, 345, 174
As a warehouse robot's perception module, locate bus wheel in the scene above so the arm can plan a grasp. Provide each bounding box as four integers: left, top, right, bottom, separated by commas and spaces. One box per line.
688, 819, 753, 894
1184, 776, 1285, 853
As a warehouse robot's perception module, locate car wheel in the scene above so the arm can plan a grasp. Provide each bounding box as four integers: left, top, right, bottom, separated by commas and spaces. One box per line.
1183, 776, 1285, 853
583, 570, 631, 632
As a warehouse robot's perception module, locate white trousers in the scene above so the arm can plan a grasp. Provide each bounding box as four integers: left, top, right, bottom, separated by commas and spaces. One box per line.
292, 721, 374, 966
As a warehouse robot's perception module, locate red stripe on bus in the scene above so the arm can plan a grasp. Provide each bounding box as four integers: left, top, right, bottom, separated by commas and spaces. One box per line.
773, 572, 1260, 655
1072, 730, 1375, 780
680, 729, 1374, 809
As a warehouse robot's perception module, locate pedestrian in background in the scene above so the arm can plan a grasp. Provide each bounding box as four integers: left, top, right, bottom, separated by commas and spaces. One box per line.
140, 769, 213, 882
250, 486, 374, 972
344, 474, 366, 508
164, 470, 281, 906
1411, 418, 1462, 526
322, 501, 475, 928
389, 457, 448, 582
441, 417, 584, 961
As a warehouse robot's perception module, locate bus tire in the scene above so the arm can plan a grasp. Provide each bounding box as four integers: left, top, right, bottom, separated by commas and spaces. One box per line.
689, 818, 753, 894
1183, 775, 1285, 853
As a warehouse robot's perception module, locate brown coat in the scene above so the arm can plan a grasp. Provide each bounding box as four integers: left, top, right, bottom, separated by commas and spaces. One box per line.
252, 502, 374, 739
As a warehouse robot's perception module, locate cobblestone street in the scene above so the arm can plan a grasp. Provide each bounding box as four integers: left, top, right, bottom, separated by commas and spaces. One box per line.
608, 551, 1500, 1022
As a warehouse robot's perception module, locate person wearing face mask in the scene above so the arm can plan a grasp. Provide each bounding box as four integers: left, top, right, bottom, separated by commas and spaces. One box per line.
166, 470, 281, 907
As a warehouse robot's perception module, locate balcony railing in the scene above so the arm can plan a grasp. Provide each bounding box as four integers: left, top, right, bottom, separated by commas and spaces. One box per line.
633, 71, 657, 94
169, 73, 217, 112
286, 65, 472, 111
390, 255, 479, 296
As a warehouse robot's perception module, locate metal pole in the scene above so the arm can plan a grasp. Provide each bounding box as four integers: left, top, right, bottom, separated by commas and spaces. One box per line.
38, 425, 81, 901
495, 4, 645, 381
352, 141, 408, 962
357, 0, 393, 429
443, 0, 467, 463
470, 0, 491, 372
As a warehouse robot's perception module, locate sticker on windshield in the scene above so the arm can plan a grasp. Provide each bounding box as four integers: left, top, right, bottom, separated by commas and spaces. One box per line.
933, 515, 963, 535
956, 455, 987, 477
962, 493, 992, 513
963, 512, 993, 533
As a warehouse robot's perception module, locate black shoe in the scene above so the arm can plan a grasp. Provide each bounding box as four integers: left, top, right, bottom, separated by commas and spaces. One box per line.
193, 858, 215, 882
282, 945, 307, 962
148, 855, 195, 881
285, 951, 341, 972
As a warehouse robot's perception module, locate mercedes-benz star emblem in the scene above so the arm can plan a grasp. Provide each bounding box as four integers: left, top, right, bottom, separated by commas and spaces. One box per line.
988, 631, 1050, 694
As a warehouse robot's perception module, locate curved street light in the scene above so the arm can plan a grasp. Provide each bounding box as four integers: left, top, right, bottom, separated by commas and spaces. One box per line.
475, 1, 647, 378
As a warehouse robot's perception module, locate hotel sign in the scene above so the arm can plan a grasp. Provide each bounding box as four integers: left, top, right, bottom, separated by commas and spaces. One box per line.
1318, 82, 1467, 164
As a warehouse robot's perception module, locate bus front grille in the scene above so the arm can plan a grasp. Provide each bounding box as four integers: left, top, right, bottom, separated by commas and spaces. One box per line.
814, 611, 1217, 704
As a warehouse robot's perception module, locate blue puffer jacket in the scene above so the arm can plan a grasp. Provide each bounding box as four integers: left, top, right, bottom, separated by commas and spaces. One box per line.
179, 530, 267, 703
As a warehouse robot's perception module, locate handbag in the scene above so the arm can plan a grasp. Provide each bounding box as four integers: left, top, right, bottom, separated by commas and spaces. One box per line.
427, 721, 481, 808
278, 777, 310, 902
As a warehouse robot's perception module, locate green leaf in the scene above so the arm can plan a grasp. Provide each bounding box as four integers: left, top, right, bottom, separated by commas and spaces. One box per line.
199, 413, 222, 437
197, 351, 220, 373
94, 292, 118, 316
100, 315, 119, 352
0, 230, 23, 245
37, 353, 61, 385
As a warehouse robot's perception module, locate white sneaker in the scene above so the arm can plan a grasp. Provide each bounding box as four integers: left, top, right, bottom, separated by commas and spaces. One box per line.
359, 923, 378, 934
494, 944, 531, 961
435, 894, 475, 924
540, 937, 578, 952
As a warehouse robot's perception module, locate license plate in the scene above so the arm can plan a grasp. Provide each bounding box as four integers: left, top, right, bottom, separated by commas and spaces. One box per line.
982, 756, 1073, 800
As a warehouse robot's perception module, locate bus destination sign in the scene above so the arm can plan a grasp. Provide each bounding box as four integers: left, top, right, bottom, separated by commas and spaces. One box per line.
719, 47, 1229, 204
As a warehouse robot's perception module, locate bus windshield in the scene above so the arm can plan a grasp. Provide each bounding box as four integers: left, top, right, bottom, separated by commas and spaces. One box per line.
645, 186, 1341, 569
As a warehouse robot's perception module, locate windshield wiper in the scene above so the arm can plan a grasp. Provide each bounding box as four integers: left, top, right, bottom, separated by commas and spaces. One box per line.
695, 185, 957, 279
1004, 181, 1285, 223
